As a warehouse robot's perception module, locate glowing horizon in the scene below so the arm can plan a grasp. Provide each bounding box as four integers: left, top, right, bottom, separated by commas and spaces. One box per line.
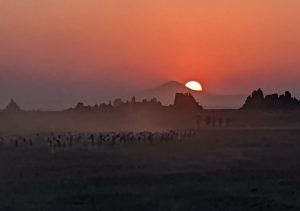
0, 0, 300, 108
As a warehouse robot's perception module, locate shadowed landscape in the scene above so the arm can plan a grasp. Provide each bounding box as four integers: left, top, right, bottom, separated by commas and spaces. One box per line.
1, 129, 300, 211
1, 90, 300, 210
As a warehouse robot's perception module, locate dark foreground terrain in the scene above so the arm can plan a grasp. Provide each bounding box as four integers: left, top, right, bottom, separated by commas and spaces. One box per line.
1, 129, 300, 211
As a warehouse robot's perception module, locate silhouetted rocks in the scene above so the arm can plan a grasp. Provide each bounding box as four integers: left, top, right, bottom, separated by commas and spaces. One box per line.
1, 93, 202, 113
4, 99, 21, 112
68, 96, 163, 112
173, 93, 203, 110
242, 89, 300, 110
67, 93, 202, 113
72, 101, 112, 112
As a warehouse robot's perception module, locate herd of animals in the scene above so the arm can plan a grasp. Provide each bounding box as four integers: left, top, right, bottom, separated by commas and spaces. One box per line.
0, 115, 232, 150
197, 116, 231, 128
0, 130, 198, 150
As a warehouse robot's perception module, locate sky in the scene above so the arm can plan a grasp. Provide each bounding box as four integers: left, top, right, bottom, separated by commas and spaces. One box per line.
0, 0, 300, 109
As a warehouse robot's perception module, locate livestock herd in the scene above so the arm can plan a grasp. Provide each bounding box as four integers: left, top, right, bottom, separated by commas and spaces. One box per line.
0, 130, 197, 150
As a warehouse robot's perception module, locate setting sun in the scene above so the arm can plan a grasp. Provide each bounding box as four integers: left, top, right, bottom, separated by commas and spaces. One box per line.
185, 81, 203, 91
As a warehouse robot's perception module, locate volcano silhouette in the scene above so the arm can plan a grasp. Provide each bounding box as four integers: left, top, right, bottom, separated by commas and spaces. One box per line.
133, 81, 246, 109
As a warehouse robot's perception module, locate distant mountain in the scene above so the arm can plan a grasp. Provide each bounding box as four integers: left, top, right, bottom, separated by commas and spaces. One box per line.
132, 81, 246, 109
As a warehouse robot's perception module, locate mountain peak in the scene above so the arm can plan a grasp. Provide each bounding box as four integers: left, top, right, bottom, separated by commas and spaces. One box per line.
134, 81, 246, 108
158, 81, 184, 89
5, 99, 21, 112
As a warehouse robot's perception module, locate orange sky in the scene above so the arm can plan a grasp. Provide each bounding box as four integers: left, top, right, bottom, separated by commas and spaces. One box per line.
0, 0, 300, 108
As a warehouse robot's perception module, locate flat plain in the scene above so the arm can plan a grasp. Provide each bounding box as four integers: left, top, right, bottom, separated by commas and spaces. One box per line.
1, 128, 300, 211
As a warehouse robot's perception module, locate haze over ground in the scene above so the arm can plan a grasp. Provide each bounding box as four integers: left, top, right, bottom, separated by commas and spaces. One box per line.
1, 0, 300, 109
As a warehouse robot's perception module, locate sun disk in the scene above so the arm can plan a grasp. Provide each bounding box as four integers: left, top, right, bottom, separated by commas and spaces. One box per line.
185, 81, 203, 91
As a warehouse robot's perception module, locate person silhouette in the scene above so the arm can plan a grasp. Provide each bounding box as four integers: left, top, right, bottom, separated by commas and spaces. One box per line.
205, 116, 211, 127
218, 117, 223, 128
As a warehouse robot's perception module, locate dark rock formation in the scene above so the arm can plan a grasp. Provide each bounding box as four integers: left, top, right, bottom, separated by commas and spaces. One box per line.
242, 89, 300, 110
5, 99, 21, 112
68, 93, 202, 112
173, 93, 203, 110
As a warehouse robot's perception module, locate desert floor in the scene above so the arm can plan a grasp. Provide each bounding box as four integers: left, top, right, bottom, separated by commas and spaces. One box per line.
1, 129, 300, 210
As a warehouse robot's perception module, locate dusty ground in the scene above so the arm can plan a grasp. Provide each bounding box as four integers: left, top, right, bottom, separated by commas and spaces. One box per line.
1, 129, 300, 210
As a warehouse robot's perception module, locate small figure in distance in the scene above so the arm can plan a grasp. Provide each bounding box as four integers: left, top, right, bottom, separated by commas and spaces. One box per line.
212, 116, 216, 127
205, 116, 211, 128
225, 118, 231, 127
196, 116, 202, 129
218, 117, 223, 128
